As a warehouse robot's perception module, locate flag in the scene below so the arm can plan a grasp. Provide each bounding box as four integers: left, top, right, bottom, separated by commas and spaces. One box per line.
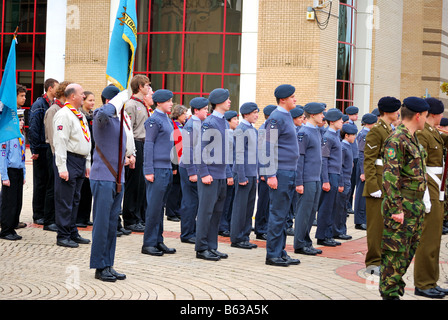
0, 38, 20, 144
106, 0, 138, 91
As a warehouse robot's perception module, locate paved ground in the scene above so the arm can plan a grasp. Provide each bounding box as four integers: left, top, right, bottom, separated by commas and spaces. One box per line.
1, 151, 448, 306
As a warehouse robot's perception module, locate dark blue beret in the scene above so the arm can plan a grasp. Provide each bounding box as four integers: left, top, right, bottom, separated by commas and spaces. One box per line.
425, 97, 444, 114
240, 102, 259, 115
101, 85, 120, 100
342, 123, 358, 135
324, 108, 343, 122
378, 96, 401, 112
361, 113, 378, 124
371, 108, 380, 116
224, 110, 238, 121
263, 105, 277, 116
345, 106, 359, 115
153, 89, 173, 103
290, 106, 304, 118
274, 84, 295, 99
304, 102, 326, 114
190, 97, 209, 109
403, 96, 430, 113
440, 117, 448, 126
342, 114, 349, 122
209, 88, 229, 104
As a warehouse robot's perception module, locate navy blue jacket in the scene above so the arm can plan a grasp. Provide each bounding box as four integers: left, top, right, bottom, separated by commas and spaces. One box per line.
28, 95, 52, 154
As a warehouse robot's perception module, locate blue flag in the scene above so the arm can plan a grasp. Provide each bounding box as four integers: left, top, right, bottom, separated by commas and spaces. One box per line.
106, 0, 138, 91
0, 38, 20, 144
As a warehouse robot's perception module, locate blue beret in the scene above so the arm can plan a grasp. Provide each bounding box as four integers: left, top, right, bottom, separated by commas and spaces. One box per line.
101, 85, 120, 100
440, 117, 448, 126
361, 113, 378, 124
371, 108, 380, 116
290, 106, 304, 118
342, 114, 349, 122
190, 97, 209, 109
209, 88, 229, 104
378, 96, 401, 112
240, 102, 259, 115
224, 110, 238, 121
403, 96, 430, 113
274, 84, 295, 99
153, 89, 173, 103
342, 123, 358, 134
425, 97, 444, 114
345, 106, 359, 115
304, 102, 326, 114
324, 108, 343, 122
263, 105, 277, 116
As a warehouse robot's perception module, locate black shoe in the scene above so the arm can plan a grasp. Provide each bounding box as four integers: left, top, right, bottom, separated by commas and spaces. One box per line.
157, 242, 176, 254
108, 267, 126, 280
167, 216, 180, 222
118, 227, 131, 235
125, 223, 145, 232
282, 255, 300, 265
334, 234, 352, 240
16, 222, 27, 229
72, 235, 91, 244
218, 230, 230, 237
415, 287, 445, 299
435, 286, 448, 294
95, 268, 117, 282
317, 238, 338, 247
196, 250, 220, 261
355, 224, 367, 230
142, 246, 164, 256
43, 223, 58, 232
231, 241, 254, 249
0, 233, 22, 241
116, 230, 123, 237
181, 237, 196, 244
210, 249, 228, 259
330, 238, 341, 245
57, 238, 79, 248
286, 227, 294, 236
310, 246, 322, 254
256, 233, 267, 240
294, 247, 317, 255
76, 222, 88, 228
265, 257, 289, 267
34, 218, 44, 225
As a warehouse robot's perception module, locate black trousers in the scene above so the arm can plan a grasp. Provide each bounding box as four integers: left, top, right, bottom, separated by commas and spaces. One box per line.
44, 148, 55, 226
32, 146, 50, 221
0, 168, 23, 237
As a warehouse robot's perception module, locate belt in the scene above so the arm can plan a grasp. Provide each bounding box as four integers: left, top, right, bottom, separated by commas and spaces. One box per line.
375, 159, 383, 166
401, 188, 424, 200
67, 151, 86, 159
426, 166, 444, 201
134, 138, 145, 142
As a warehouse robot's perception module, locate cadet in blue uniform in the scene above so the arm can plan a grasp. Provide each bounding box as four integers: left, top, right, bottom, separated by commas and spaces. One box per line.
353, 113, 377, 230
262, 84, 300, 267
254, 105, 277, 240
230, 102, 259, 249
178, 97, 209, 244
333, 123, 358, 240
293, 102, 326, 255
316, 108, 343, 247
0, 110, 26, 240
195, 88, 233, 261
141, 89, 176, 256
345, 106, 359, 214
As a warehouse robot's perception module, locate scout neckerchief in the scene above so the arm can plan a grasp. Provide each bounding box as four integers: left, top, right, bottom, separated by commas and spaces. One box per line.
65, 102, 90, 142
55, 99, 64, 108
42, 93, 53, 107
130, 95, 152, 117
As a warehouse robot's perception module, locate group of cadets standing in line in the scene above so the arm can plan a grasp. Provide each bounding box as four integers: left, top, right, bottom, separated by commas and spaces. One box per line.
1, 76, 448, 297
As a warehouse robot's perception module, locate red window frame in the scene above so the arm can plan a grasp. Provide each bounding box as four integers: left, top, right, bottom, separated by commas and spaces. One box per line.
134, 0, 242, 105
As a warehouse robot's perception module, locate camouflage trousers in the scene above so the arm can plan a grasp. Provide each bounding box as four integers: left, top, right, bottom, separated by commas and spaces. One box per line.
379, 197, 425, 298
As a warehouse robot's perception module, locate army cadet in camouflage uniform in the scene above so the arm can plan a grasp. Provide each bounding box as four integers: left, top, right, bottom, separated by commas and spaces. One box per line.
413, 97, 448, 299
379, 97, 429, 300
363, 97, 401, 275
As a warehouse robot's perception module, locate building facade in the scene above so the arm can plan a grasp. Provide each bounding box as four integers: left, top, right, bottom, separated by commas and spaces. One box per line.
1, 0, 447, 129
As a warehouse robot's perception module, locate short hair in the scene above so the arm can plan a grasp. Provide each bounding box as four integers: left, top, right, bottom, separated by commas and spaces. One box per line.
170, 104, 187, 120
16, 84, 27, 95
55, 81, 72, 99
400, 105, 417, 121
64, 85, 77, 99
44, 78, 59, 92
130, 74, 150, 94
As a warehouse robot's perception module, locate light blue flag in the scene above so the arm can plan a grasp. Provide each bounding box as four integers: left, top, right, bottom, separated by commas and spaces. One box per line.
0, 38, 20, 144
106, 0, 138, 91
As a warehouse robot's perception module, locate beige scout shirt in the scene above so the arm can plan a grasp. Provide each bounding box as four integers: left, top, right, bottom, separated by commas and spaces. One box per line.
44, 102, 64, 153
125, 97, 151, 140
53, 106, 92, 173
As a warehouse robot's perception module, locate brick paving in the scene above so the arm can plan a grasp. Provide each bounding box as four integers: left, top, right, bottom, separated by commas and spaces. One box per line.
0, 152, 447, 301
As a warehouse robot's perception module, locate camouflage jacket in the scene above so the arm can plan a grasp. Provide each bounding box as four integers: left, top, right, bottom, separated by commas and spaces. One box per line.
382, 123, 427, 216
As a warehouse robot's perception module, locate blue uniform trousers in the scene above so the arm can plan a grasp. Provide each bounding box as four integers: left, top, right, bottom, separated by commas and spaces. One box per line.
195, 178, 227, 252
316, 173, 340, 240
347, 158, 358, 210
143, 168, 173, 247
230, 174, 257, 243
89, 180, 123, 269
333, 182, 351, 236
266, 170, 296, 259
353, 164, 366, 225
0, 168, 23, 237
54, 153, 86, 242
179, 166, 198, 241
293, 181, 321, 249
254, 178, 269, 236
219, 184, 234, 233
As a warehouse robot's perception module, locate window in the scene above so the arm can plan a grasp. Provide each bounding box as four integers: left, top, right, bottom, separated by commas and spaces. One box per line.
336, 0, 356, 112
135, 0, 243, 110
0, 0, 47, 135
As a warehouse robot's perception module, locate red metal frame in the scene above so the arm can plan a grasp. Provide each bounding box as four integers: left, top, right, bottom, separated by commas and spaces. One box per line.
135, 0, 241, 105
